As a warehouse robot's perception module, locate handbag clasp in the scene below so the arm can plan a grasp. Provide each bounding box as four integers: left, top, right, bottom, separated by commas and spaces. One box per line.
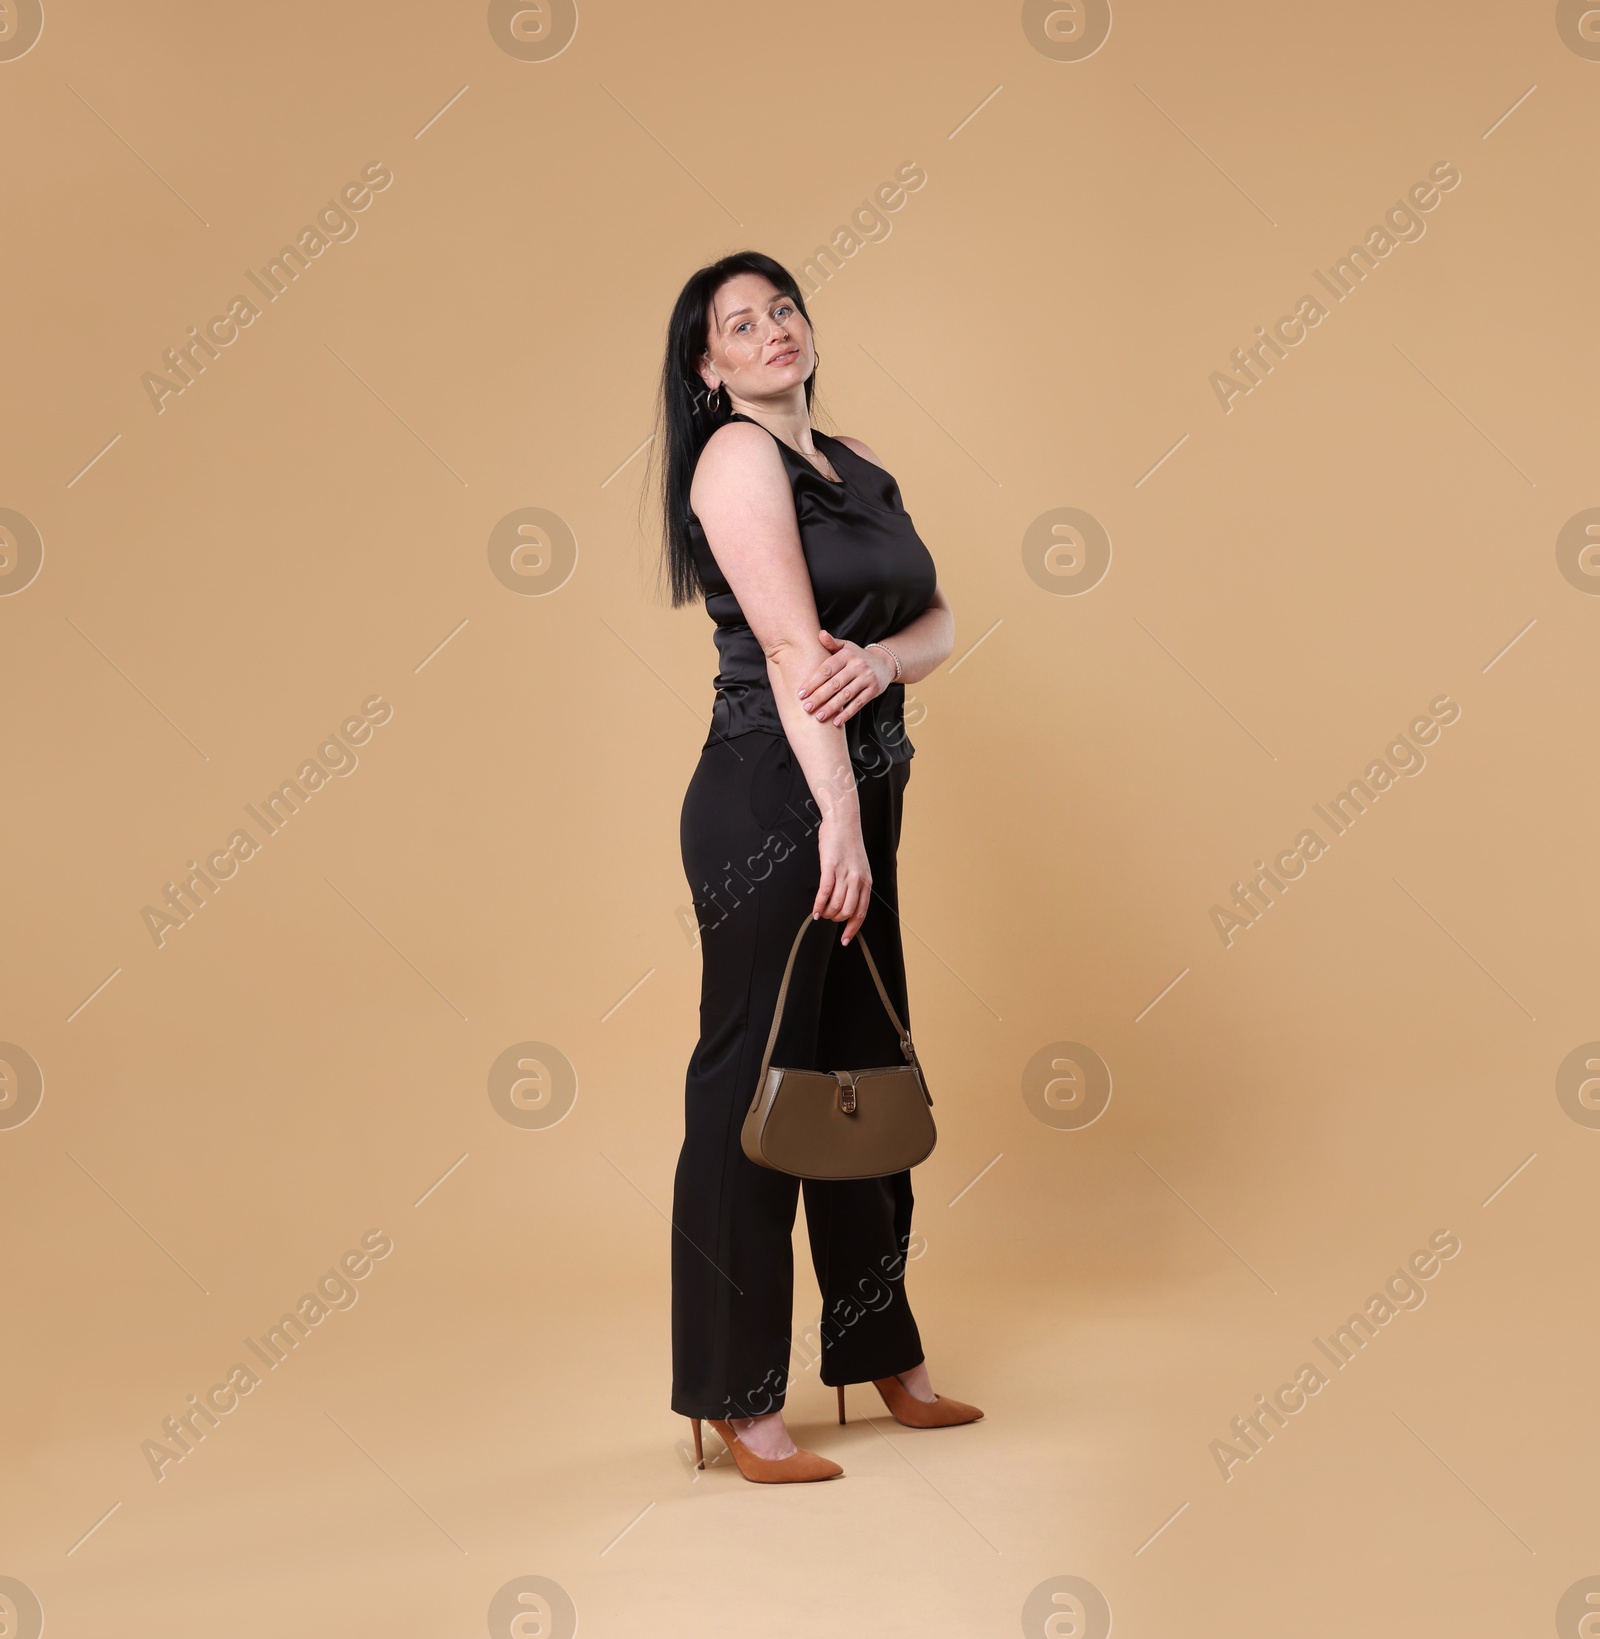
835, 1070, 857, 1115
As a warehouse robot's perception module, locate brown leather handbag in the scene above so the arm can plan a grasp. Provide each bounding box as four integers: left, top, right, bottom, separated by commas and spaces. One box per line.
741, 912, 936, 1180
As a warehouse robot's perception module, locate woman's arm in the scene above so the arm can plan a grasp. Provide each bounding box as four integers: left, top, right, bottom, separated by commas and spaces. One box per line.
880, 585, 954, 688
798, 433, 955, 725
689, 422, 874, 944
798, 584, 953, 724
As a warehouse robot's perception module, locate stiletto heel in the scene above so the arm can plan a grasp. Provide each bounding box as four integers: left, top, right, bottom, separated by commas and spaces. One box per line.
690, 1417, 704, 1469
834, 1365, 985, 1428
704, 1418, 843, 1484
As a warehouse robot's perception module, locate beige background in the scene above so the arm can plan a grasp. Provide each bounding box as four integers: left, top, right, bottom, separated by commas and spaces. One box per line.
3, 1, 1597, 1634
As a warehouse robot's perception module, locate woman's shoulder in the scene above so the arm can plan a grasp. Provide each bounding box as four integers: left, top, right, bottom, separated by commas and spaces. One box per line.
828, 433, 888, 473
693, 418, 786, 482
688, 419, 793, 522
701, 416, 771, 452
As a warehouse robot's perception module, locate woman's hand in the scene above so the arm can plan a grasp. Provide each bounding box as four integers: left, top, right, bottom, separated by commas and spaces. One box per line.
796, 630, 894, 726
815, 810, 872, 944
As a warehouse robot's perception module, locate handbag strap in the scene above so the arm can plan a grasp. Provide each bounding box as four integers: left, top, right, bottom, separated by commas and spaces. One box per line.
754, 912, 918, 1095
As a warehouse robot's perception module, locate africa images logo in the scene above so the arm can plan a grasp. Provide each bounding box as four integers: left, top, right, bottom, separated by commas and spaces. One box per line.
1209, 162, 1461, 413
1210, 1229, 1461, 1481
1209, 695, 1460, 946
140, 695, 393, 947
141, 162, 394, 414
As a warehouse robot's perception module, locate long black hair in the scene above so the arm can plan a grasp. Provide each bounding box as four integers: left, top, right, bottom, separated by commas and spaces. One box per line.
647, 250, 817, 608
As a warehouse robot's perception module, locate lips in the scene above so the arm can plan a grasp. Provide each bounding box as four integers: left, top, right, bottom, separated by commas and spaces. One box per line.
768, 348, 799, 366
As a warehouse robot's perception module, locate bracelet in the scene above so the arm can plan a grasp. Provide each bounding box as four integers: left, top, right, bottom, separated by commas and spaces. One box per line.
866, 641, 902, 682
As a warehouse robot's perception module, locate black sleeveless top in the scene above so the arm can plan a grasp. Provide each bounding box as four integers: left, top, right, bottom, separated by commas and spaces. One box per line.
686, 412, 938, 766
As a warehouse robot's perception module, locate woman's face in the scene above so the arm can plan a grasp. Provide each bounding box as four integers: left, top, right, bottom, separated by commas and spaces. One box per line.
697, 274, 813, 407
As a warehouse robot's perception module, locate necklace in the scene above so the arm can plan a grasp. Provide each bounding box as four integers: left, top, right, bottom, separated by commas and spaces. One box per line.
792, 438, 842, 484
733, 412, 842, 483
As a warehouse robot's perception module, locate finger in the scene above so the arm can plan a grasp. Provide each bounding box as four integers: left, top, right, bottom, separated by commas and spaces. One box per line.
813, 864, 838, 920
817, 629, 840, 649
822, 870, 851, 922
837, 884, 858, 942
820, 673, 872, 723
804, 668, 837, 704
798, 655, 844, 703
817, 659, 869, 704
812, 865, 835, 920
806, 668, 853, 714
807, 680, 844, 716
846, 874, 867, 927
820, 676, 871, 724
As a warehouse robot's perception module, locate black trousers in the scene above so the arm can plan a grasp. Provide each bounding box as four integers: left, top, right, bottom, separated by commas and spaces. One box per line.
671, 729, 925, 1419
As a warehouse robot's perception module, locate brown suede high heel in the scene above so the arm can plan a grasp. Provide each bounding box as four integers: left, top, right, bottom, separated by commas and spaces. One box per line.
837, 1371, 985, 1429
690, 1417, 844, 1483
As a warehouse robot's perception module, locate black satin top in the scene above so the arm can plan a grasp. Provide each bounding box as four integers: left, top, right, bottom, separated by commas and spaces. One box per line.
687, 412, 938, 766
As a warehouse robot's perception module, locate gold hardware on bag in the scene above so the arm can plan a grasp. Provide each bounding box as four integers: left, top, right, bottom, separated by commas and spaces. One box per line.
739, 913, 937, 1180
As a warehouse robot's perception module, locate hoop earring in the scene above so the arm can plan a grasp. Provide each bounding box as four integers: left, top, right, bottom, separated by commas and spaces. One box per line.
706, 382, 726, 415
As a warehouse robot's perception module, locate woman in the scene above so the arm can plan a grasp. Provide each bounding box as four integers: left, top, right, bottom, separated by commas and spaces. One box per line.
656, 250, 983, 1484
